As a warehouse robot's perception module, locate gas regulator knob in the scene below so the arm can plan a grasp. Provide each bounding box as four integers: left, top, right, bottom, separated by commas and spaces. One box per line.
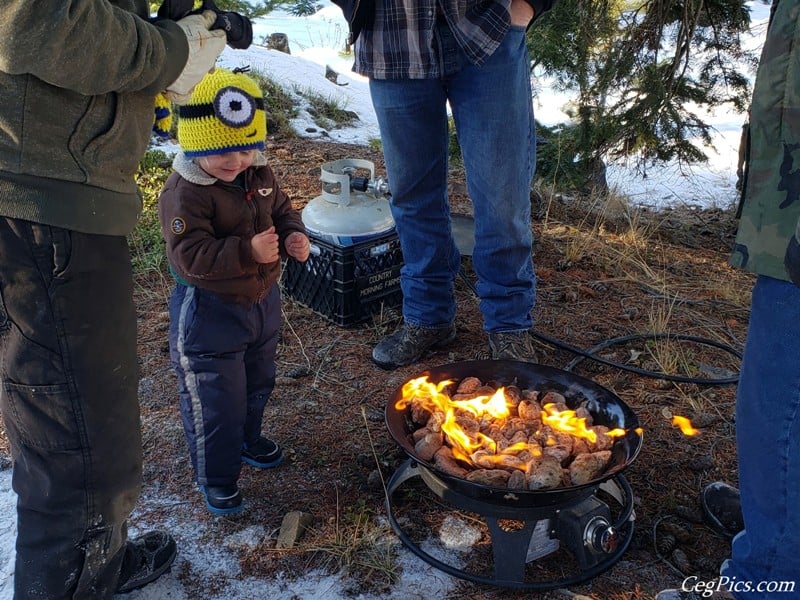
584, 517, 619, 554
369, 176, 390, 196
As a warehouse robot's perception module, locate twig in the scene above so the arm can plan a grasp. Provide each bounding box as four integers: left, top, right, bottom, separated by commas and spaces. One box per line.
280, 304, 313, 371
360, 406, 388, 500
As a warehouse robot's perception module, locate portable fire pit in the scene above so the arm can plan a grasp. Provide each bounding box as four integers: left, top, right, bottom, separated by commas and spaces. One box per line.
384, 360, 643, 590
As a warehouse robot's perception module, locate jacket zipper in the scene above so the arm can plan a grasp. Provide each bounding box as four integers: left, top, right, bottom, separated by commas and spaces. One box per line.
244, 173, 270, 302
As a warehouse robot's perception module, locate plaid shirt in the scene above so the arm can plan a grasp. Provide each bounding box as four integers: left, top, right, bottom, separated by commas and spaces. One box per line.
353, 0, 555, 79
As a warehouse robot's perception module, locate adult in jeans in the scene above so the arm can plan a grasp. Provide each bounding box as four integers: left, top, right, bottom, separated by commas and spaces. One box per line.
346, 0, 556, 369
0, 1, 225, 597
657, 1, 800, 598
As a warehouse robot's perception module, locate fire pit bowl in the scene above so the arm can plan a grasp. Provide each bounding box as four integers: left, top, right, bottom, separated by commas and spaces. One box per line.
385, 359, 643, 508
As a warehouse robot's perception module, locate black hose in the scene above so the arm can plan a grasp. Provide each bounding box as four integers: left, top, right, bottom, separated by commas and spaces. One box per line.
531, 330, 742, 386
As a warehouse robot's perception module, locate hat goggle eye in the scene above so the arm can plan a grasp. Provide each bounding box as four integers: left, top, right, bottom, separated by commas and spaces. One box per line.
213, 86, 257, 128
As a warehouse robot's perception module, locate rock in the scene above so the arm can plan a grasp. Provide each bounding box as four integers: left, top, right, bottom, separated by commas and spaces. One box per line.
325, 65, 338, 83
671, 547, 692, 573
276, 511, 314, 549
267, 33, 290, 54
367, 468, 384, 489
325, 65, 349, 86
438, 515, 481, 551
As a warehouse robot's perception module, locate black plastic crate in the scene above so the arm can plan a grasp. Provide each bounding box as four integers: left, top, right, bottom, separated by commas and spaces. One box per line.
282, 231, 403, 326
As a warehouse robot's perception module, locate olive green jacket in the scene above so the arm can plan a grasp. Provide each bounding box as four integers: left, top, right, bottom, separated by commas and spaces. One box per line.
0, 0, 188, 235
730, 0, 800, 282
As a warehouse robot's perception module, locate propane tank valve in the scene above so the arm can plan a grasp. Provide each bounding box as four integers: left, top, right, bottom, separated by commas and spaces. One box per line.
344, 169, 390, 197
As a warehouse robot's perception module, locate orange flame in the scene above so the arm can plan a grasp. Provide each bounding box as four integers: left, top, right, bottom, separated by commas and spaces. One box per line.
672, 415, 699, 436
398, 375, 631, 469
541, 402, 597, 442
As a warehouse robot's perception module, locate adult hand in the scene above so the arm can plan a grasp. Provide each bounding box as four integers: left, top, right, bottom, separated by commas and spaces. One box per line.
166, 11, 226, 104
285, 232, 311, 262
251, 226, 280, 264
509, 0, 534, 27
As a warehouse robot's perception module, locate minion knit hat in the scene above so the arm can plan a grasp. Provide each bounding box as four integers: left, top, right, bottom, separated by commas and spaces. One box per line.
178, 67, 267, 157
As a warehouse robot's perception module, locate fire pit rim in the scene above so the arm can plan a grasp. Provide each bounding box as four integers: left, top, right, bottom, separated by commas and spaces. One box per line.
385, 359, 643, 507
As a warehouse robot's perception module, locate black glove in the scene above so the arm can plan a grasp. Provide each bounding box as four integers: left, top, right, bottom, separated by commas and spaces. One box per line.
210, 7, 252, 50
785, 224, 800, 287
157, 0, 253, 49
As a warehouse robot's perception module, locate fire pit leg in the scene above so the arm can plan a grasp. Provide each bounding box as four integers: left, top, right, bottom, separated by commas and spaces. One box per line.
484, 518, 540, 584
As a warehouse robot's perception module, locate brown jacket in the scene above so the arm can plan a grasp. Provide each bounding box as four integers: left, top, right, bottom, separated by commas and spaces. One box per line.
158, 153, 306, 305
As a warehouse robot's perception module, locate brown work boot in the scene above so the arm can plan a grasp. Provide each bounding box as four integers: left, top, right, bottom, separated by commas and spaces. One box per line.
488, 329, 538, 362
372, 322, 456, 369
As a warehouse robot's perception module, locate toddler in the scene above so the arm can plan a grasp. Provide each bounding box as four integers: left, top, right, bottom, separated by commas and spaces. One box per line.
158, 67, 310, 514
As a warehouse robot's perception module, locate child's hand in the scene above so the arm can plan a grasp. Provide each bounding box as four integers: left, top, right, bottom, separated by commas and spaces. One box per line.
286, 232, 310, 262
251, 226, 280, 264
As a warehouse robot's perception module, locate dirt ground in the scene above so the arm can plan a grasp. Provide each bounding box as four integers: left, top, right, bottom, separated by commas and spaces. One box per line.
1, 137, 752, 599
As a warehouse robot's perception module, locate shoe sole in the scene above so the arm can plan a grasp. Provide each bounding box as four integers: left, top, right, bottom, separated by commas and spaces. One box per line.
205, 499, 244, 516
371, 331, 457, 370
242, 452, 284, 469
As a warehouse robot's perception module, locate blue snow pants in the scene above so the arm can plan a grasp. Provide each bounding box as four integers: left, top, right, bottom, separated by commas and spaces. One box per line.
168, 283, 280, 487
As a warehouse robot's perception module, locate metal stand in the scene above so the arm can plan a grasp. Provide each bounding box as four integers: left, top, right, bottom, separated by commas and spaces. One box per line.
385, 459, 635, 590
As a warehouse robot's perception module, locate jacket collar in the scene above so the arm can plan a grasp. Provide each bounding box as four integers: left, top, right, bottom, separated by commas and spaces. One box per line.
173, 151, 268, 185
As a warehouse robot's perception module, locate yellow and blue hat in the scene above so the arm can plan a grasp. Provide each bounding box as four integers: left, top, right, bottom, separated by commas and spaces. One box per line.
177, 67, 267, 157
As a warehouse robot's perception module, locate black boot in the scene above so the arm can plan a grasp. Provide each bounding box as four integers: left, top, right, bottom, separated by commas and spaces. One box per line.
202, 484, 243, 515
116, 530, 178, 594
702, 481, 744, 538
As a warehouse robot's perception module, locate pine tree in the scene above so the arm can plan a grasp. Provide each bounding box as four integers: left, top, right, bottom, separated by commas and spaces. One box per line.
530, 0, 759, 192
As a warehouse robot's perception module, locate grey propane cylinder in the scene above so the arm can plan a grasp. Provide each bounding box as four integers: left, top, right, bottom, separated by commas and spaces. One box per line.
301, 158, 394, 246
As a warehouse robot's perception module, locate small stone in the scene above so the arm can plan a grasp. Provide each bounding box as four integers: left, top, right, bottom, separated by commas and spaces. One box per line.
266, 32, 290, 54
438, 515, 481, 551
367, 468, 384, 489
276, 511, 314, 549
671, 547, 692, 573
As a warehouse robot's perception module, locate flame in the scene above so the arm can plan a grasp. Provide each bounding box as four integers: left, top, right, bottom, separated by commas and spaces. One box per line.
541, 402, 597, 442
397, 375, 631, 469
672, 415, 699, 436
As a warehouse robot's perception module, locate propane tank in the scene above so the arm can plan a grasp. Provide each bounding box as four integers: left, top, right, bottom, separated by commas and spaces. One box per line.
302, 158, 393, 246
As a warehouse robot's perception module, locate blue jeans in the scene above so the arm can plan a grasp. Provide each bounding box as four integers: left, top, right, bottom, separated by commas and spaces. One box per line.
368, 23, 536, 332
720, 275, 800, 598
